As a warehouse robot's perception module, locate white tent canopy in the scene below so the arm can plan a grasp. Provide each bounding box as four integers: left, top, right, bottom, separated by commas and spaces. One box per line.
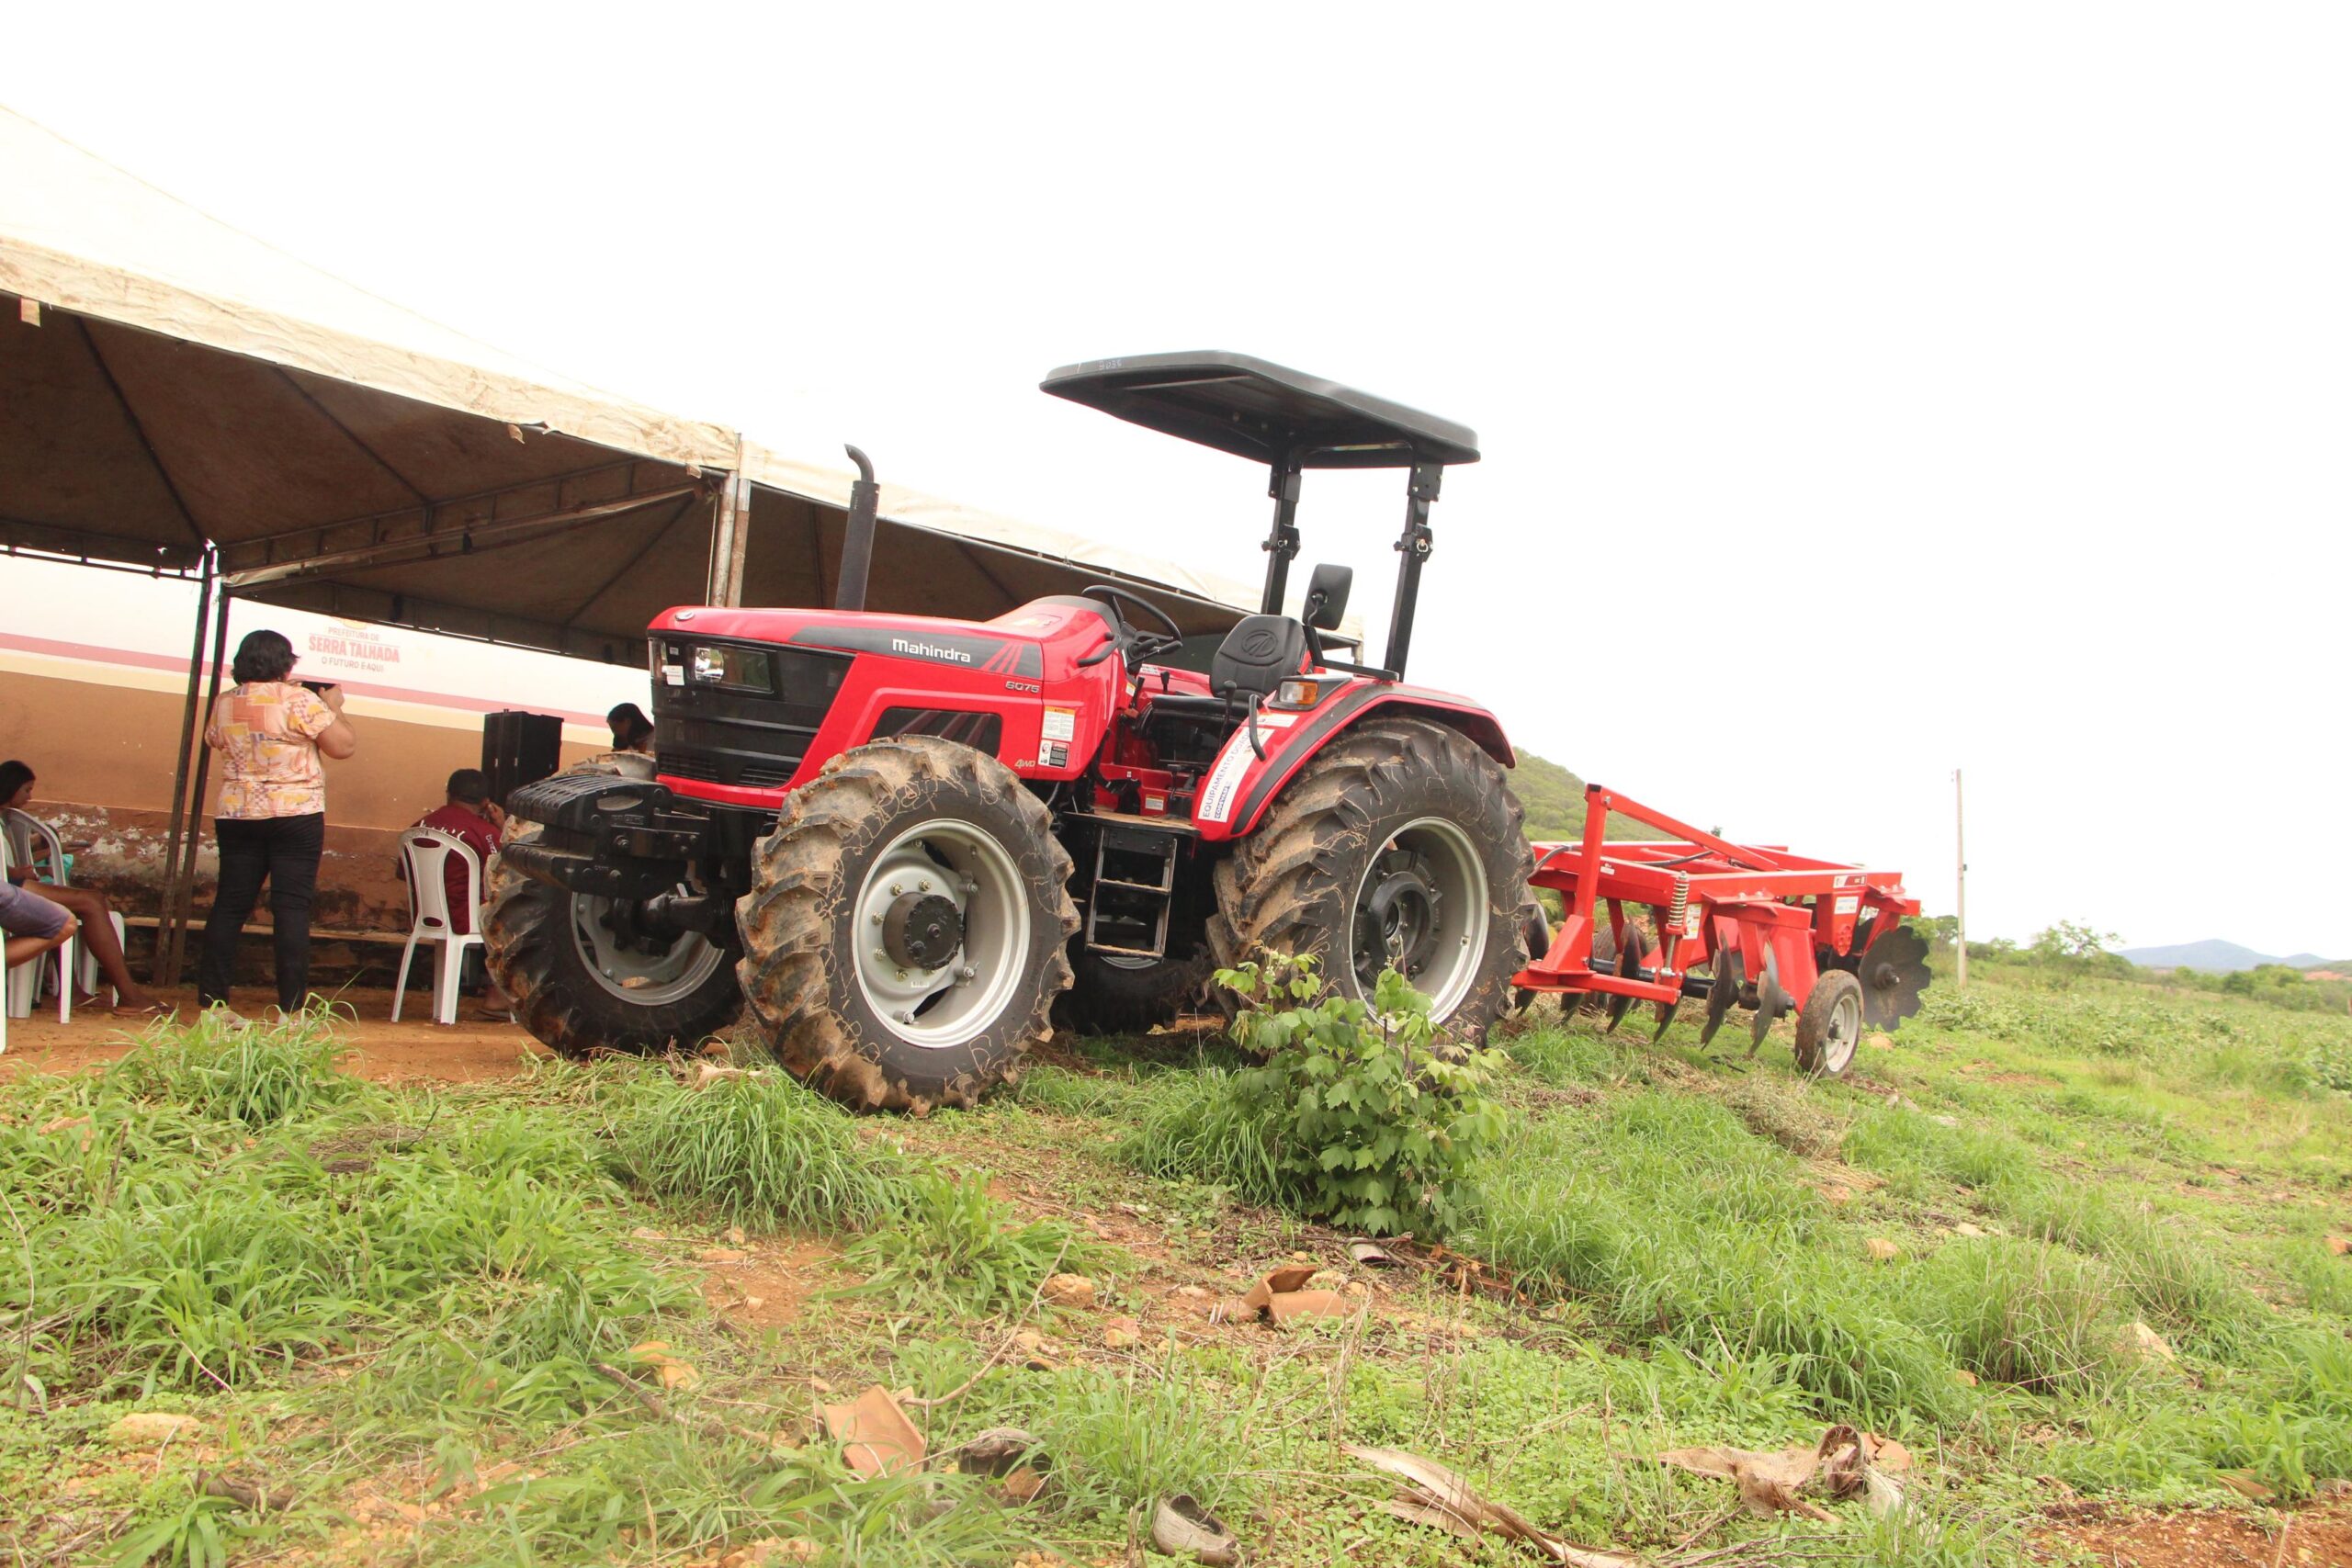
0, 103, 1287, 986
0, 104, 1265, 660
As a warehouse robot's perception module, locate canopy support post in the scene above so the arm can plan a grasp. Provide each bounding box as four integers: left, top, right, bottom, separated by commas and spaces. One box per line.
705, 444, 751, 607
159, 589, 231, 990
150, 551, 214, 986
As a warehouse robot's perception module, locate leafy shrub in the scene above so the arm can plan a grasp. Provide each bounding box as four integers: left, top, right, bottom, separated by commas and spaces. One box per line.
1174, 954, 1504, 1236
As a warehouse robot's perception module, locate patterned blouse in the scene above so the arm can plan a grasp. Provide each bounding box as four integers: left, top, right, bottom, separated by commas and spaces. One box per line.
206, 682, 336, 820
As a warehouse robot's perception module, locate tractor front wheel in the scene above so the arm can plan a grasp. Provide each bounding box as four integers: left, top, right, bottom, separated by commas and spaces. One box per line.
735, 737, 1078, 1112
1208, 718, 1534, 1040
482, 828, 741, 1058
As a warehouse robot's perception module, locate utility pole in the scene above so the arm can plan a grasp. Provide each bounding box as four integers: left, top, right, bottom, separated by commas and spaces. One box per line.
1954, 768, 1967, 991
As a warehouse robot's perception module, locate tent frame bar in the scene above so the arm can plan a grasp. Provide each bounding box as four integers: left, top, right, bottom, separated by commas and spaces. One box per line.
223, 479, 711, 591
216, 457, 695, 576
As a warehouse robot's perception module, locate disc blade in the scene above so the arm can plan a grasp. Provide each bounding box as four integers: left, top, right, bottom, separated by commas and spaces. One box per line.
1604, 925, 1651, 1033
1651, 999, 1680, 1043
1858, 925, 1934, 1029
1700, 949, 1741, 1047
1749, 947, 1791, 1053
1579, 926, 1614, 1015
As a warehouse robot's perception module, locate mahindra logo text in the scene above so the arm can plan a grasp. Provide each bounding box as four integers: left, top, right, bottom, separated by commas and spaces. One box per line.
892, 637, 973, 664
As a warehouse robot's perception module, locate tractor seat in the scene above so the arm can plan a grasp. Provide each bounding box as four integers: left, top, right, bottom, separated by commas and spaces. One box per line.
1211, 615, 1309, 700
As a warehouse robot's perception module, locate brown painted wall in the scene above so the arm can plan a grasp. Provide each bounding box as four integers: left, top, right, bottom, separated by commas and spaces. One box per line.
3, 670, 594, 932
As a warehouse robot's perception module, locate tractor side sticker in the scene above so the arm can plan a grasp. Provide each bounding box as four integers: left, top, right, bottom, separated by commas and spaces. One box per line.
1042, 706, 1078, 743
789, 625, 1044, 678
1196, 736, 1256, 823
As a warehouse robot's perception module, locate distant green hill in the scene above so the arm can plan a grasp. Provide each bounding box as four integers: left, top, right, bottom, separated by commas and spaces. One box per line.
1511, 751, 1669, 843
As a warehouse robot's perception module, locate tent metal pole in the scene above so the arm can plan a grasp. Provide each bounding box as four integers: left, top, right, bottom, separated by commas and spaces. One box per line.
150, 550, 214, 986
705, 447, 750, 608
161, 590, 232, 989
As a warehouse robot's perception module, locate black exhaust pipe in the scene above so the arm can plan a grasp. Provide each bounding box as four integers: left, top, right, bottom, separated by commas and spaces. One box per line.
835, 445, 878, 612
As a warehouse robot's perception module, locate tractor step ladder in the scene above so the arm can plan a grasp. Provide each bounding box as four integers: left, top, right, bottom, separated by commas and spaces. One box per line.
1085, 824, 1180, 960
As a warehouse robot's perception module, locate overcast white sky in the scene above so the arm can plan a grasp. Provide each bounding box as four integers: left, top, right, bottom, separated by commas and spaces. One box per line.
5, 4, 2347, 955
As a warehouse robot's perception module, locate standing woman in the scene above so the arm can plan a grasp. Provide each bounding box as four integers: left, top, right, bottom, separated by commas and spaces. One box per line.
198, 629, 357, 1019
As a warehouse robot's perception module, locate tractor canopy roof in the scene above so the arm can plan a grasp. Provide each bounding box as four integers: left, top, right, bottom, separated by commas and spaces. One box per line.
1041, 352, 1479, 470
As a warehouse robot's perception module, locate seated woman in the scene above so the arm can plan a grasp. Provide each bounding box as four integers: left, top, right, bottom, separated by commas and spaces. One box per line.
0, 761, 165, 1013
1, 877, 76, 974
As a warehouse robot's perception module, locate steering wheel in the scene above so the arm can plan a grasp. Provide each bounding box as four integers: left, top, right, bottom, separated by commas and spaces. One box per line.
1073, 583, 1185, 668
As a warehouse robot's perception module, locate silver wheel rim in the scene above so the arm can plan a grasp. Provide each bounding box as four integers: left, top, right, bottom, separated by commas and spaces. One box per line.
852, 818, 1032, 1049
571, 893, 725, 1005
1820, 987, 1861, 1074
1349, 816, 1489, 1021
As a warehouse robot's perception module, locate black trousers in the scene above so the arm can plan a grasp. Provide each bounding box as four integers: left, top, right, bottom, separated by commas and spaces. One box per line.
198, 812, 327, 1013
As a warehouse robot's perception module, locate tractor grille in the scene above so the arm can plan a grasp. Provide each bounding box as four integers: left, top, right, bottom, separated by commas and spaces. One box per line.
651, 638, 851, 791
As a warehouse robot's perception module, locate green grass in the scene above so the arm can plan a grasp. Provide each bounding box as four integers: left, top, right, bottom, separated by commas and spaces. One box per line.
104, 1000, 363, 1127
611, 1066, 913, 1230
843, 1166, 1102, 1314
3, 954, 2348, 1565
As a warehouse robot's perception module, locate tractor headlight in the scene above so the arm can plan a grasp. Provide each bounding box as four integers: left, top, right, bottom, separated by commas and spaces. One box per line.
687, 644, 775, 695
1272, 678, 1326, 710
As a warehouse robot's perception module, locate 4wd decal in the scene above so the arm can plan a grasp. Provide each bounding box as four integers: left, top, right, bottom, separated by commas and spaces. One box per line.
790, 624, 1044, 678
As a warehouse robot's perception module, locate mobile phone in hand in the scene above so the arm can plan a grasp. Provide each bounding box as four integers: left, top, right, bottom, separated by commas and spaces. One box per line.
300, 680, 338, 695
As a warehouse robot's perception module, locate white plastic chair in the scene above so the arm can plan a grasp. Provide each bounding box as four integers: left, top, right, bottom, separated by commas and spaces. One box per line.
3, 812, 74, 1025
391, 828, 486, 1025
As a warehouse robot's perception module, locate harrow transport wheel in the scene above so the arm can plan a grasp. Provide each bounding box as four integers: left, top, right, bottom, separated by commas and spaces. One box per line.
735, 737, 1078, 1113
1207, 717, 1534, 1041
485, 754, 741, 1059
1793, 969, 1864, 1077
1061, 943, 1214, 1035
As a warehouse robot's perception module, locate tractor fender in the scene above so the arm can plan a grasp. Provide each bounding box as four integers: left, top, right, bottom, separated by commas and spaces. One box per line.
1191, 683, 1513, 843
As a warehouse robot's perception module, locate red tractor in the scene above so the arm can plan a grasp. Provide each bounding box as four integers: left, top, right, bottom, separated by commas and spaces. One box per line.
484, 353, 1539, 1110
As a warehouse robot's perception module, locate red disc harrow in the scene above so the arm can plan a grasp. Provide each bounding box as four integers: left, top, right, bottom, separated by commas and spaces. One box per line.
1510, 784, 1930, 1075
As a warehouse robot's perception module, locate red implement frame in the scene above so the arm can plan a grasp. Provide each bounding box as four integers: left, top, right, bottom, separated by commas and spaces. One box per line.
1510, 784, 1920, 1019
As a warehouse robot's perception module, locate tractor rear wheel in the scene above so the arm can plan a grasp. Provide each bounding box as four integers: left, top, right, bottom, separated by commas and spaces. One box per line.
1208, 718, 1533, 1041
483, 754, 742, 1059
1793, 969, 1864, 1077
735, 737, 1078, 1112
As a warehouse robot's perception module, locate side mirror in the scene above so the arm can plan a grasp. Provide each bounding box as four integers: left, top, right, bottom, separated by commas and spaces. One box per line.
1302, 563, 1352, 630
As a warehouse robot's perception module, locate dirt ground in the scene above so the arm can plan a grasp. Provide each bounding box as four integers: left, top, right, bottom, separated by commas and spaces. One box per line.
2039, 1501, 2352, 1567
0, 986, 552, 1082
